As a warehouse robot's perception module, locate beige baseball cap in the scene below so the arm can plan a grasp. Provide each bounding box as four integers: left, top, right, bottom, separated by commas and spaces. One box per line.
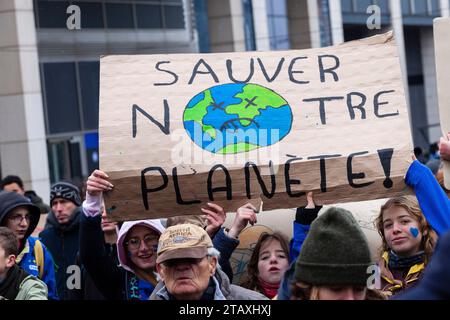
156, 223, 213, 264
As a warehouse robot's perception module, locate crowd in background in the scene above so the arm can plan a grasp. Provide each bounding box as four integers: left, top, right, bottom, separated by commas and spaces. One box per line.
1, 135, 449, 300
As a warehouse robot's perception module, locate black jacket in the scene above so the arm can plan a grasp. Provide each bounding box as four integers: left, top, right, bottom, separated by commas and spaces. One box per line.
79, 214, 130, 300
68, 243, 117, 300
39, 208, 81, 300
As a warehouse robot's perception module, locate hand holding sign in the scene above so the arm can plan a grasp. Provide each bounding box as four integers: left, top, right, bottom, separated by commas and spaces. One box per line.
228, 203, 258, 239
87, 170, 114, 197
203, 202, 226, 238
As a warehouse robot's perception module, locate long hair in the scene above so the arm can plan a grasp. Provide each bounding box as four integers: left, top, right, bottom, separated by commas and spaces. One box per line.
375, 196, 437, 264
240, 232, 289, 292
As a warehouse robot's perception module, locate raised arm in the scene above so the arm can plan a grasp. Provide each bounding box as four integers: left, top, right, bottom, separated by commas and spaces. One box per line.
79, 170, 124, 300
405, 159, 450, 236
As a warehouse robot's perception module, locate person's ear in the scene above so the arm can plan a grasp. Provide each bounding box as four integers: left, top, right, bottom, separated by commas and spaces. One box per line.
208, 256, 217, 275
6, 254, 16, 268
156, 263, 165, 280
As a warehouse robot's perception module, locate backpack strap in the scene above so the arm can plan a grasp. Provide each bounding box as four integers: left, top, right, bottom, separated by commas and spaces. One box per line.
33, 239, 45, 279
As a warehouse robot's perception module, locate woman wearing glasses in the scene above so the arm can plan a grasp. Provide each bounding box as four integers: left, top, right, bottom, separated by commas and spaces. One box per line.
80, 170, 165, 300
0, 191, 57, 299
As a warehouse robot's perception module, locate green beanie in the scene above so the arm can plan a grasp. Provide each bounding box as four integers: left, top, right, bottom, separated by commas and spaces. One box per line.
294, 207, 372, 286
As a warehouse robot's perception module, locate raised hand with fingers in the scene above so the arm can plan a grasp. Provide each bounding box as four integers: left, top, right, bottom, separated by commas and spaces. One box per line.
202, 202, 226, 238
228, 203, 258, 239
86, 170, 114, 197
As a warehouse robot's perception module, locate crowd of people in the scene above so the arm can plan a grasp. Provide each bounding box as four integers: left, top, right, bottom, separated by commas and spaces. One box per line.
1, 136, 449, 300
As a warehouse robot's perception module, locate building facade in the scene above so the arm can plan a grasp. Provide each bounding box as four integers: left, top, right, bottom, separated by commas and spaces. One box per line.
1, 0, 447, 201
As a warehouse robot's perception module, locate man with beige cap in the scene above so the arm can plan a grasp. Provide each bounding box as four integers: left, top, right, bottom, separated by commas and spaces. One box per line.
150, 223, 267, 300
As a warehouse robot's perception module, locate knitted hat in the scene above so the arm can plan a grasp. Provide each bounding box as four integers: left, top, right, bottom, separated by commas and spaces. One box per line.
50, 182, 81, 207
294, 207, 372, 286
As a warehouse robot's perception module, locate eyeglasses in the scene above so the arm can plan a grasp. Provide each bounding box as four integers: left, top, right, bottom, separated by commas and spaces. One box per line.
8, 214, 32, 224
161, 257, 206, 268
125, 234, 159, 251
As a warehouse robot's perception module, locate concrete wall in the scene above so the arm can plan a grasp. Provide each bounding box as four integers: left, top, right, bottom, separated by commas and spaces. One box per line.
420, 27, 442, 144
207, 0, 246, 52
0, 0, 50, 202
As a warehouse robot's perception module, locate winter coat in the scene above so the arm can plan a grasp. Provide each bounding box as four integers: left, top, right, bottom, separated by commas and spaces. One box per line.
0, 191, 57, 299
376, 160, 450, 297
80, 194, 165, 300
15, 275, 48, 300
67, 244, 117, 300
16, 236, 58, 299
394, 230, 450, 300
39, 208, 81, 300
211, 227, 239, 282
0, 265, 48, 300
378, 251, 424, 297
150, 266, 268, 300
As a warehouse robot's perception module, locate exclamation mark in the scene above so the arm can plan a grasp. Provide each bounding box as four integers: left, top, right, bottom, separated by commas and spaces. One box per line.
377, 148, 393, 188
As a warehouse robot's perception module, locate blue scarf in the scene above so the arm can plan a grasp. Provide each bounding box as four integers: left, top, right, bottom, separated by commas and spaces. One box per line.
388, 250, 425, 269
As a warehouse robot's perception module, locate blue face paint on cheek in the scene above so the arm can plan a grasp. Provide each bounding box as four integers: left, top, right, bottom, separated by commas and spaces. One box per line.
410, 227, 419, 238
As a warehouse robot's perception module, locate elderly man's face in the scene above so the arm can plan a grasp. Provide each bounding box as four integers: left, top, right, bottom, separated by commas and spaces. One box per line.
157, 256, 217, 300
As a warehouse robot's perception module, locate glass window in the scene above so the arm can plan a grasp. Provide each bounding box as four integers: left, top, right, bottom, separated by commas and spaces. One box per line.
402, 0, 411, 14
341, 0, 354, 13
106, 3, 134, 28
163, 5, 185, 28
73, 2, 104, 28
373, 0, 390, 14
43, 63, 81, 134
354, 0, 372, 13
430, 0, 440, 16
78, 62, 100, 130
242, 0, 256, 50
413, 0, 428, 15
136, 4, 163, 28
37, 0, 68, 28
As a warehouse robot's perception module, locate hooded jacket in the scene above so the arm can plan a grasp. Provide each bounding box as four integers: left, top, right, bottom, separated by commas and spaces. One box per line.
39, 207, 81, 300
150, 265, 268, 300
0, 191, 57, 299
80, 194, 165, 300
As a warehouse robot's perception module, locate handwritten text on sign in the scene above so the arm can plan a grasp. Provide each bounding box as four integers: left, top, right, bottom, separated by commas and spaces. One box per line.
99, 32, 412, 220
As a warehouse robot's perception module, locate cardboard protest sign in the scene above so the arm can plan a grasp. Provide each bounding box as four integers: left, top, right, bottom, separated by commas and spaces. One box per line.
433, 18, 450, 189
99, 31, 413, 221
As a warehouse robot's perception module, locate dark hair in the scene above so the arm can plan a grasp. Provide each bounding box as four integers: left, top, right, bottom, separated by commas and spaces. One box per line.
413, 147, 423, 157
240, 232, 289, 291
0, 226, 19, 256
0, 175, 24, 190
429, 142, 439, 154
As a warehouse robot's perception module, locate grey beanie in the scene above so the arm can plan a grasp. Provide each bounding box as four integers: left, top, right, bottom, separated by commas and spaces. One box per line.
294, 207, 372, 286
